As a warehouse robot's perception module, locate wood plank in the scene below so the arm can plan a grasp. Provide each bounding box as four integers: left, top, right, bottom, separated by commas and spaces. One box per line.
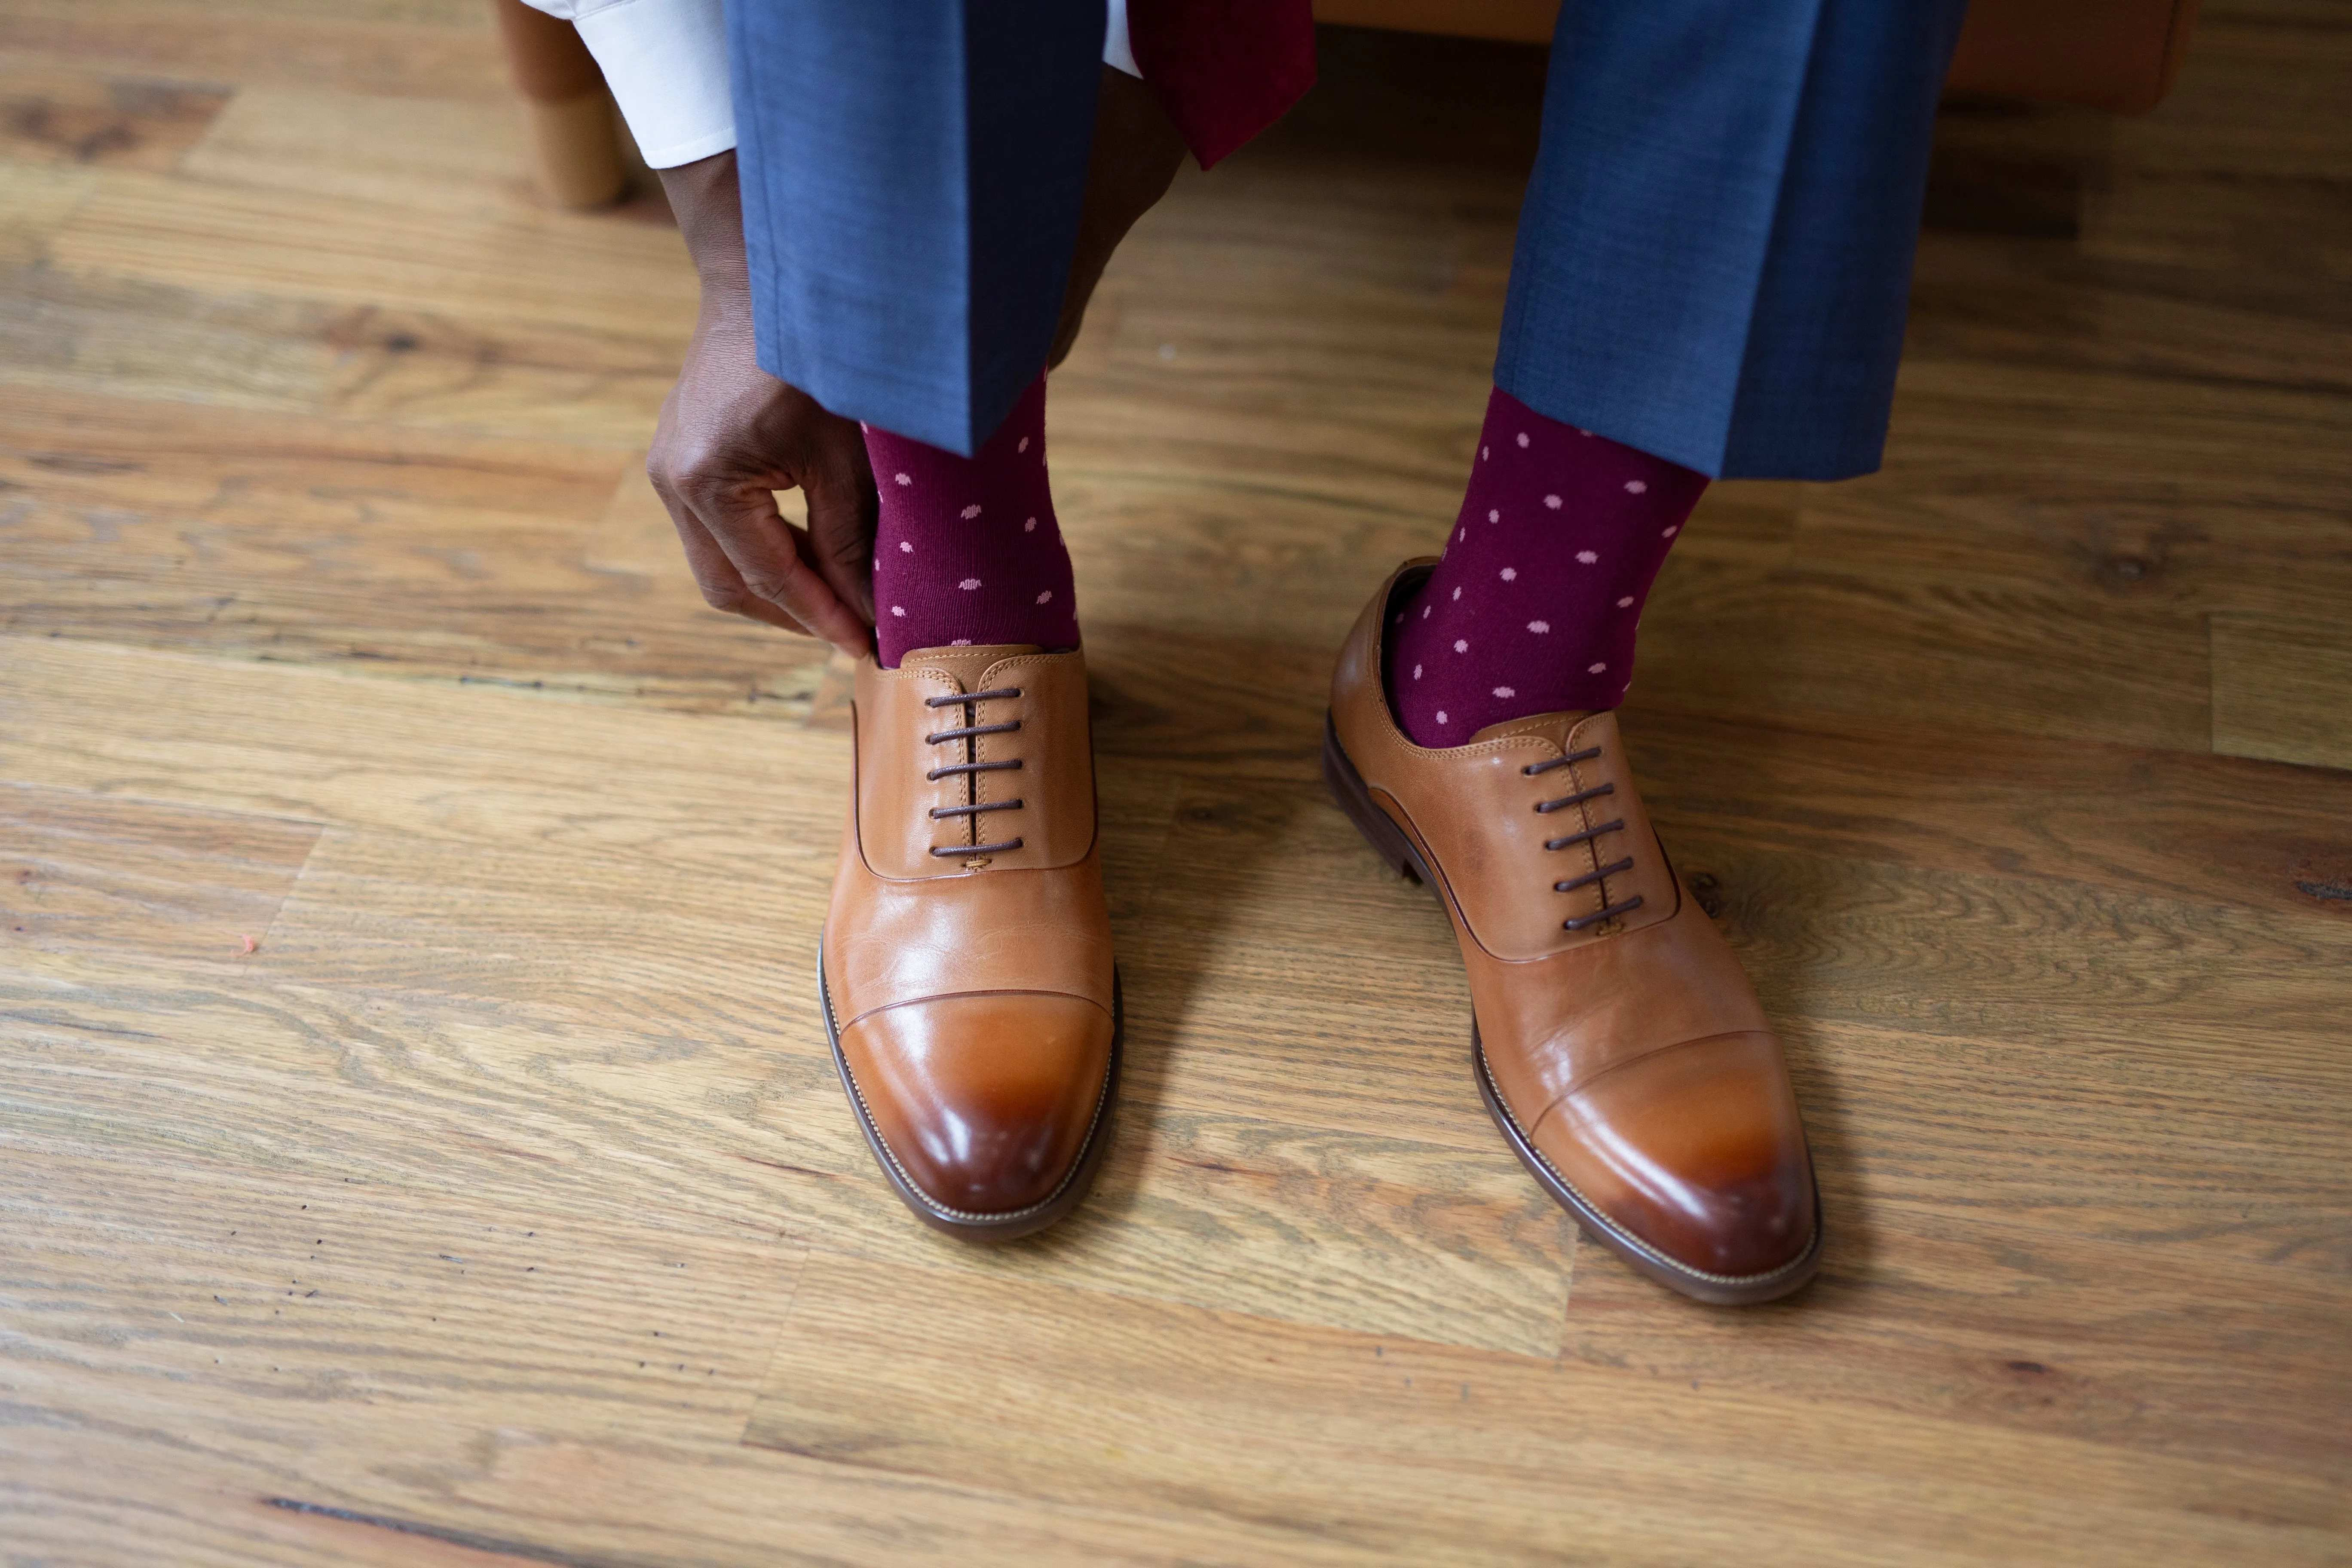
2107, 20, 2352, 182
0, 1148, 793, 1449
14, 907, 2333, 1561
746, 1251, 2348, 1566
174, 80, 661, 222
2, 782, 318, 964
0, 5, 510, 102
0, 381, 627, 515
1905, 232, 2352, 398
0, 158, 94, 263
1622, 711, 2352, 921
0, 265, 684, 443
1636, 559, 2214, 752
179, 85, 535, 214
2, 1423, 1357, 1568
5, 854, 1572, 1360
1795, 364, 2352, 627
2210, 612, 2352, 772
0, 56, 230, 170
1, 1150, 1350, 1568
0, 955, 818, 1246
1707, 840, 2351, 1053
0, 636, 850, 871
0, 395, 835, 711
2080, 172, 2352, 281
1561, 1194, 2352, 1478
49, 168, 698, 339
179, 82, 667, 225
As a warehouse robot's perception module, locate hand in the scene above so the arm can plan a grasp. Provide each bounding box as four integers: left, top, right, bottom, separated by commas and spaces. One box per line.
648, 151, 876, 656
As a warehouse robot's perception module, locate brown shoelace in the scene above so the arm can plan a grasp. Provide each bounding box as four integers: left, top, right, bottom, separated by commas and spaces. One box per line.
924, 687, 1025, 856
1526, 746, 1644, 931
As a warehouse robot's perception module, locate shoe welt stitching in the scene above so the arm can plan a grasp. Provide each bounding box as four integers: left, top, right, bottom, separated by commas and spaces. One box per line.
821, 935, 1116, 1227
1478, 1040, 1820, 1290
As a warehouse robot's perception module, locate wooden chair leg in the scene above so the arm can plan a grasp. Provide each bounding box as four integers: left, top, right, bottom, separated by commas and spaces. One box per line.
491, 0, 627, 210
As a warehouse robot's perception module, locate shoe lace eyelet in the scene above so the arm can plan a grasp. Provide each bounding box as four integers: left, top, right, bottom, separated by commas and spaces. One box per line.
1526, 747, 1641, 931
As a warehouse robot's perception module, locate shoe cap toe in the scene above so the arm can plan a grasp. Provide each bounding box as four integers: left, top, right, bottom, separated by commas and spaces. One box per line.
1538, 1029, 1817, 1280
840, 992, 1114, 1217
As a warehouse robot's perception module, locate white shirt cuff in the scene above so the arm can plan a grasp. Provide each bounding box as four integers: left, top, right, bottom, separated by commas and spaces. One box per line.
536, 0, 1140, 171
570, 0, 735, 168
1105, 0, 1141, 77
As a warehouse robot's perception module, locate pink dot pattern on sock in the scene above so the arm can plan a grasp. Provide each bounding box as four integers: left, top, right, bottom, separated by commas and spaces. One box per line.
864, 373, 1079, 666
1384, 386, 1704, 743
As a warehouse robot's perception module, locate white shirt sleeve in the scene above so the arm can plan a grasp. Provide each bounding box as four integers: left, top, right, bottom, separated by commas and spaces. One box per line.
514, 0, 735, 169
514, 0, 1142, 169
1104, 0, 1141, 77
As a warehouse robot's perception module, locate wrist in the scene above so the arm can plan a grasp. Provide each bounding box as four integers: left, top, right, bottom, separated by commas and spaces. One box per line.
658, 149, 751, 291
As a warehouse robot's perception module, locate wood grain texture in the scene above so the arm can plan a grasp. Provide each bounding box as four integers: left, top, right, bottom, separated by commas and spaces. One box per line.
48, 168, 697, 338
0, 58, 230, 171
746, 1252, 2347, 1566
4, 6, 2350, 1565
2210, 613, 2352, 771
6, 1148, 1360, 1568
0, 396, 831, 711
181, 86, 537, 214
0, 157, 93, 263
0, 4, 510, 102
2, 783, 318, 963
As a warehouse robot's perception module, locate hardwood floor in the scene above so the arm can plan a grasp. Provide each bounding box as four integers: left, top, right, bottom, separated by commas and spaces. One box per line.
4, 6, 2349, 1564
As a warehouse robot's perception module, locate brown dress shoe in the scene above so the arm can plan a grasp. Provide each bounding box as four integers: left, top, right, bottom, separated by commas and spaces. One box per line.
819, 643, 1118, 1240
1325, 563, 1821, 1303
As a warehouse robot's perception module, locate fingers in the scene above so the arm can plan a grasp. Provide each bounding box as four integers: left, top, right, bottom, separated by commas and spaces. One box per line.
643, 324, 876, 655
648, 443, 813, 636
662, 502, 812, 637
801, 424, 879, 626
693, 480, 873, 657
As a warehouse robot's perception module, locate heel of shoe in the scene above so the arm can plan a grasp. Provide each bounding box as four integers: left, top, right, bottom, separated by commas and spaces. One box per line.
1321, 712, 1432, 887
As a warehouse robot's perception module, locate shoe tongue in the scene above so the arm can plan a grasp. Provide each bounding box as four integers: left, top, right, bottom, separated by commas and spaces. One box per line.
1468, 709, 1599, 750
896, 643, 1045, 691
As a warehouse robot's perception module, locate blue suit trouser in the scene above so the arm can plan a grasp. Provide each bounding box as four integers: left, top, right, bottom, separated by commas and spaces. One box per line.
729, 0, 1970, 479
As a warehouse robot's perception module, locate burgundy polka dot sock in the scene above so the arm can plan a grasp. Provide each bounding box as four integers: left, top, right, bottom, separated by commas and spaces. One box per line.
865, 373, 1081, 668
1385, 387, 1706, 746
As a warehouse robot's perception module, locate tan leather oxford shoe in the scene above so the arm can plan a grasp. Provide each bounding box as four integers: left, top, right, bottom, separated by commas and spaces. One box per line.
1325, 562, 1821, 1303
819, 643, 1118, 1240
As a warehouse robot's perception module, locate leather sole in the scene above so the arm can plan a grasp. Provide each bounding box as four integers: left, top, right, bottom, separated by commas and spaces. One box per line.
817, 936, 1122, 1243
1322, 711, 1823, 1305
